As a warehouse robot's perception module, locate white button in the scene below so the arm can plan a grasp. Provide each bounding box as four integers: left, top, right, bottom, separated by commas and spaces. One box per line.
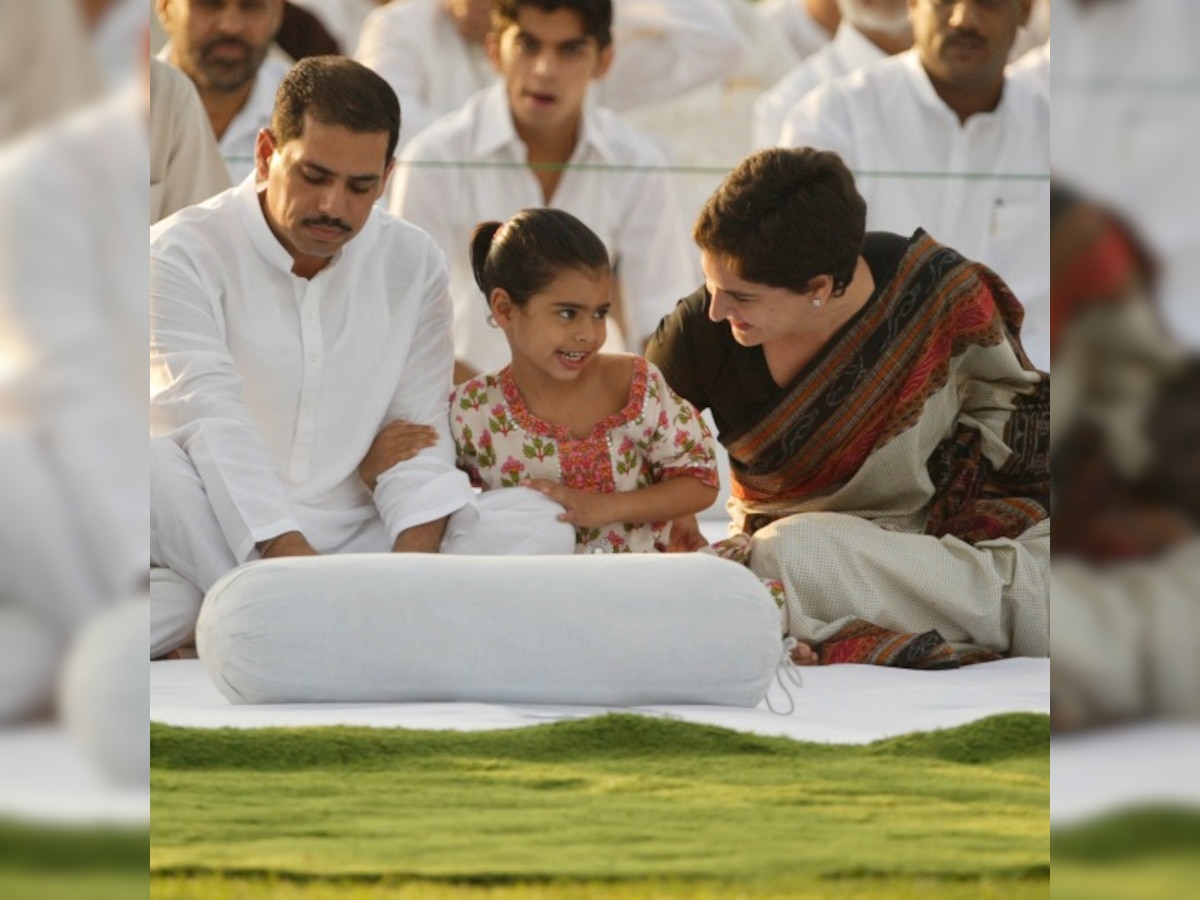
304, 311, 314, 321
309, 353, 319, 363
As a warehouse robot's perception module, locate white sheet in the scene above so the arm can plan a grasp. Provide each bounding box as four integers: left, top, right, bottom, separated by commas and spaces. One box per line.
1051, 723, 1200, 827
151, 656, 1049, 745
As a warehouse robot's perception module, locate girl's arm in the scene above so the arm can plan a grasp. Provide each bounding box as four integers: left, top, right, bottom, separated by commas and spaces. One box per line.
525, 476, 718, 529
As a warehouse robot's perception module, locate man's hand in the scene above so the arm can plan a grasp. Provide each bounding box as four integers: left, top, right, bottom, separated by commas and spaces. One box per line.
665, 514, 708, 553
392, 516, 448, 553
359, 419, 438, 491
257, 531, 319, 558
525, 479, 613, 528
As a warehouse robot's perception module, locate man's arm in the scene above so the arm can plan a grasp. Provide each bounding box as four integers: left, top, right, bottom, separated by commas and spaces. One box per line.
151, 251, 301, 562
392, 516, 449, 553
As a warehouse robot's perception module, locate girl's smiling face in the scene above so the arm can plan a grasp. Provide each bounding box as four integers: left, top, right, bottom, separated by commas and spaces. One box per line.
492, 266, 614, 383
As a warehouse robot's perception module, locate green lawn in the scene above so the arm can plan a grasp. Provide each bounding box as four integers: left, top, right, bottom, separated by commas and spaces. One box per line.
151, 712, 1049, 897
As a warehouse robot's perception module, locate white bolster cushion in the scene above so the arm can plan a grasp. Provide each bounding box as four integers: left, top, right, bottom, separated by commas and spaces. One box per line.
196, 553, 782, 707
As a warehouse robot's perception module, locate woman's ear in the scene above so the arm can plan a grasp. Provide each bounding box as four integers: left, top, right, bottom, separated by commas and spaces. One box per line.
805, 274, 835, 303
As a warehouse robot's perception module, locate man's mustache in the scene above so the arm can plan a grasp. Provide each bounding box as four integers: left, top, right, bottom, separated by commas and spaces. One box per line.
303, 217, 352, 233
201, 37, 253, 61
944, 30, 987, 50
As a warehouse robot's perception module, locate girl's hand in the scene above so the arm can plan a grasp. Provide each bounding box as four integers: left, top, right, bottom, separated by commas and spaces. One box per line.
360, 419, 438, 490
525, 479, 615, 528
665, 514, 708, 553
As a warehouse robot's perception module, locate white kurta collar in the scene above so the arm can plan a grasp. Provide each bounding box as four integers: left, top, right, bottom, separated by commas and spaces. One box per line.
902, 49, 1010, 127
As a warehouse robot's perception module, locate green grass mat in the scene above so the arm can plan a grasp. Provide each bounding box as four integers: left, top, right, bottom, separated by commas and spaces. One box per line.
152, 713, 1049, 888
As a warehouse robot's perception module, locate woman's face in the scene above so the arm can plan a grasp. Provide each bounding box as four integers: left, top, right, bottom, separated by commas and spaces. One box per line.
701, 251, 813, 347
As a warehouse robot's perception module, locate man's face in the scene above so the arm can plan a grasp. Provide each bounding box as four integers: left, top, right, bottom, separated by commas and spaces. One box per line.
444, 0, 493, 43
255, 115, 393, 275
157, 0, 283, 92
487, 6, 613, 137
907, 0, 1029, 91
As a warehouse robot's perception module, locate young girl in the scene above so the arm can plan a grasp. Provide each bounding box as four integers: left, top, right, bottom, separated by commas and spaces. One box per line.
452, 208, 719, 553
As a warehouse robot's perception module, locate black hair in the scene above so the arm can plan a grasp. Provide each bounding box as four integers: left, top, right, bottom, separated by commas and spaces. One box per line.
694, 147, 866, 296
492, 0, 613, 49
271, 56, 401, 163
470, 208, 611, 306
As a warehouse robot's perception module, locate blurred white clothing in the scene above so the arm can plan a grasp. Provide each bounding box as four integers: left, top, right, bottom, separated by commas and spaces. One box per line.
753, 23, 887, 150
150, 59, 231, 223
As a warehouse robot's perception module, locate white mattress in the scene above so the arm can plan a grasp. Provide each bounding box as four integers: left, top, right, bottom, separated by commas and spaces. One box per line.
151, 656, 1049, 745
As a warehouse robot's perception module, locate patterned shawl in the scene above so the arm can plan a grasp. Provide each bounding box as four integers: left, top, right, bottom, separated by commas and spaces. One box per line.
726, 231, 1049, 544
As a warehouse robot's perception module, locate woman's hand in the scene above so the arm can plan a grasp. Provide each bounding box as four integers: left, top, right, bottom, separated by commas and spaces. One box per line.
524, 479, 615, 528
359, 419, 438, 491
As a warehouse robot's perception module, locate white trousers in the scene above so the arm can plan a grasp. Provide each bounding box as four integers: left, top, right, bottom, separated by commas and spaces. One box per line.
150, 437, 575, 658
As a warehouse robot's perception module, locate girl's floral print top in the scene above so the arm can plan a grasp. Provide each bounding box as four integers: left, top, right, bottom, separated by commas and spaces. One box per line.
451, 356, 719, 553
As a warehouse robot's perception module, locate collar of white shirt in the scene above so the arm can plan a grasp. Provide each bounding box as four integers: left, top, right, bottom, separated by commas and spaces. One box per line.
469, 82, 617, 165
901, 48, 1012, 125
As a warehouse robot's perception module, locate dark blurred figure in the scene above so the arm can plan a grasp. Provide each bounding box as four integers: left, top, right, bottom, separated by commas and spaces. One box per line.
277, 0, 342, 58
1050, 184, 1200, 728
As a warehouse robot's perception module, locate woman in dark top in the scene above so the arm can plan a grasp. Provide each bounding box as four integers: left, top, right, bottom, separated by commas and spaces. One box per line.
646, 148, 1050, 663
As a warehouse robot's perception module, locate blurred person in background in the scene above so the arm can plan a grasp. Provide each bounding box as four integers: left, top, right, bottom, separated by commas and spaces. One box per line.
389, 0, 696, 383
79, 0, 151, 89
1050, 185, 1200, 727
356, 0, 744, 149
150, 57, 232, 223
781, 0, 1050, 371
155, 0, 290, 183
0, 2, 146, 736
754, 0, 913, 149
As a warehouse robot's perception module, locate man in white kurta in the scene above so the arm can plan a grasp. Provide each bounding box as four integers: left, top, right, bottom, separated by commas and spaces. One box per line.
753, 0, 911, 150
389, 8, 697, 378
356, 0, 743, 149
150, 57, 572, 658
155, 0, 292, 183
781, 0, 1050, 370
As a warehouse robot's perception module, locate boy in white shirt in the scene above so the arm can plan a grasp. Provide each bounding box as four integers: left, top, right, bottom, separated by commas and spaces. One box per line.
357, 0, 743, 148
390, 0, 697, 382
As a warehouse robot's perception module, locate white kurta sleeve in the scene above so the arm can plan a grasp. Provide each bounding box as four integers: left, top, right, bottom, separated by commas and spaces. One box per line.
372, 243, 475, 541
599, 0, 745, 111
150, 252, 299, 560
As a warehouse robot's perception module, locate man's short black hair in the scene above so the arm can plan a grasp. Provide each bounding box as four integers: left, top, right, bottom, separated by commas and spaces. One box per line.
271, 56, 401, 163
694, 148, 867, 296
492, 0, 613, 49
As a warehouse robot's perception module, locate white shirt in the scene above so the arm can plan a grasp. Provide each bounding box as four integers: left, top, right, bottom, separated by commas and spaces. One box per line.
150, 175, 474, 561
757, 0, 834, 61
155, 48, 290, 184
390, 83, 698, 374
753, 23, 888, 150
781, 51, 1051, 370
357, 0, 743, 147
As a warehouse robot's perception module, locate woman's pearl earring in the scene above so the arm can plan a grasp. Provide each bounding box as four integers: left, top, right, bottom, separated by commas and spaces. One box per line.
811, 296, 824, 308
